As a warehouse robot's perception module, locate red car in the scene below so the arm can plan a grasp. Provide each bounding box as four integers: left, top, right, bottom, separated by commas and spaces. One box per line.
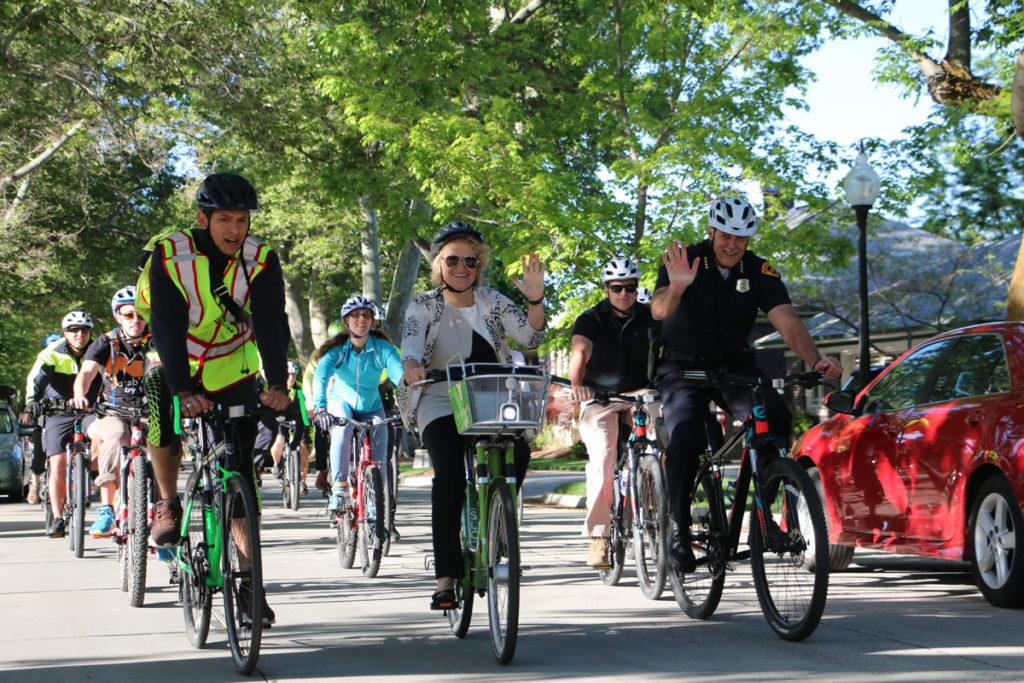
793, 322, 1024, 607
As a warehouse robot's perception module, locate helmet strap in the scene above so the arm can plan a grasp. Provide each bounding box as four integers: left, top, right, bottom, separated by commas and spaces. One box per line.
608, 301, 634, 317
441, 275, 474, 295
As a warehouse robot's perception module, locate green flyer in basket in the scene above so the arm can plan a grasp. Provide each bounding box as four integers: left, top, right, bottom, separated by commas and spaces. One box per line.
449, 379, 474, 433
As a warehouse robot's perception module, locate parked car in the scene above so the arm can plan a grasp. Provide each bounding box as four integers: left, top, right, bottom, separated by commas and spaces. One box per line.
0, 385, 25, 501
793, 322, 1024, 607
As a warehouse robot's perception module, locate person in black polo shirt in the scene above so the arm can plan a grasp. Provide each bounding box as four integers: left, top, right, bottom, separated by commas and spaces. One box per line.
569, 257, 661, 568
651, 196, 841, 571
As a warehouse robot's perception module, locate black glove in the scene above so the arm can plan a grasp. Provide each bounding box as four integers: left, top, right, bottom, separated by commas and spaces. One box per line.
315, 409, 332, 433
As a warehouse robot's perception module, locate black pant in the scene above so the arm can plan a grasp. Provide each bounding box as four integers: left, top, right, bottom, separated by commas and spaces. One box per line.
421, 414, 530, 580
313, 424, 329, 471
656, 357, 791, 533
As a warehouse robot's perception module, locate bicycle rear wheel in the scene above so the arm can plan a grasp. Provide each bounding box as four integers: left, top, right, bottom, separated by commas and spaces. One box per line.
634, 455, 668, 600
71, 447, 87, 558
358, 465, 385, 577
336, 506, 357, 569
382, 445, 397, 556
222, 474, 263, 675
670, 469, 726, 619
448, 495, 476, 637
749, 457, 829, 642
181, 469, 211, 649
41, 469, 53, 531
486, 484, 519, 665
447, 575, 475, 638
127, 454, 149, 607
287, 446, 300, 511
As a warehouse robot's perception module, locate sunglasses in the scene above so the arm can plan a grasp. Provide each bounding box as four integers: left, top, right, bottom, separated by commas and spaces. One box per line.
65, 327, 90, 334
118, 311, 141, 320
443, 255, 479, 269
608, 284, 638, 294
347, 311, 373, 320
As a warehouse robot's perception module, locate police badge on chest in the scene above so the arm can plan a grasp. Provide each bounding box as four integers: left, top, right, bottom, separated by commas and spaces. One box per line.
736, 278, 750, 293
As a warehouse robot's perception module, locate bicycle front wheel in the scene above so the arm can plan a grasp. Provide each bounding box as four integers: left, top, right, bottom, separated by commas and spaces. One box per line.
599, 472, 626, 586
71, 447, 87, 558
127, 454, 149, 607
222, 475, 263, 675
634, 455, 668, 600
749, 457, 829, 642
382, 447, 397, 556
358, 465, 385, 577
287, 447, 300, 511
670, 469, 726, 620
486, 484, 519, 665
181, 469, 211, 649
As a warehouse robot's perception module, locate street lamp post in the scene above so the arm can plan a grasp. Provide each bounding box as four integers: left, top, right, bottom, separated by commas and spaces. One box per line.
842, 148, 881, 391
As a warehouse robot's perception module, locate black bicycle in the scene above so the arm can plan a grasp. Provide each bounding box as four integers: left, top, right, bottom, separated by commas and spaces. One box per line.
668, 369, 829, 641
41, 399, 95, 557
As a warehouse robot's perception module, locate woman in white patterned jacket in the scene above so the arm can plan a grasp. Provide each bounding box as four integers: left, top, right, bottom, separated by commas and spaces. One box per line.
398, 221, 546, 611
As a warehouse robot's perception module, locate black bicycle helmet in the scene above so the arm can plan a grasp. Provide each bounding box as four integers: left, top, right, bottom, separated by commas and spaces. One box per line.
430, 221, 484, 256
196, 173, 260, 211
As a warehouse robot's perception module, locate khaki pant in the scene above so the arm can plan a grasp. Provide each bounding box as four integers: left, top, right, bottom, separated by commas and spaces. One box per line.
579, 389, 661, 537
88, 416, 129, 487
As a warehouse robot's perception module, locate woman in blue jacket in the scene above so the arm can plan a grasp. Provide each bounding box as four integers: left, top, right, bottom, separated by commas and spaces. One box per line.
313, 296, 403, 512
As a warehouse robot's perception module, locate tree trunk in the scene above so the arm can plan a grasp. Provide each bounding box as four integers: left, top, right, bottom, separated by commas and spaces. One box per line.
308, 270, 332, 350
1014, 48, 1024, 142
283, 271, 313, 367
359, 195, 384, 306
383, 238, 424, 339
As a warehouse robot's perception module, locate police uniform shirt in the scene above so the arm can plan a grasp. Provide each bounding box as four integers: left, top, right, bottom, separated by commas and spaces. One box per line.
654, 239, 790, 356
571, 299, 659, 394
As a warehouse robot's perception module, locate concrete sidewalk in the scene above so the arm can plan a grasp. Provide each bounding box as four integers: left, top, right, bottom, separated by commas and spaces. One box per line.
400, 467, 586, 508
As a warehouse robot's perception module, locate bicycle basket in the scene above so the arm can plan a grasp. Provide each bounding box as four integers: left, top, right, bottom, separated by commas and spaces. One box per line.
447, 362, 551, 438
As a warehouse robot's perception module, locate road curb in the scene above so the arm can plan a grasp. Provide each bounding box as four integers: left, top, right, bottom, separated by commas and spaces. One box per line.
524, 493, 586, 509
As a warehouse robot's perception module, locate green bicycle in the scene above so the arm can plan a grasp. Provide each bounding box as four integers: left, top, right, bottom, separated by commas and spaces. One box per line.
175, 400, 273, 675
424, 361, 552, 665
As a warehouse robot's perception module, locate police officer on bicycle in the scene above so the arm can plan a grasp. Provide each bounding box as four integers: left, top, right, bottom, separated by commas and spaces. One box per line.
568, 257, 660, 568
651, 196, 840, 571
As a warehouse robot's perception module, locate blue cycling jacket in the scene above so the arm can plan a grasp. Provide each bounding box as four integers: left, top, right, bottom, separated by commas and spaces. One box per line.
313, 334, 403, 413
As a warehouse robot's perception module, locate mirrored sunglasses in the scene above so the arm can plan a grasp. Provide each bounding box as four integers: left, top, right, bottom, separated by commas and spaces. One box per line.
443, 255, 479, 269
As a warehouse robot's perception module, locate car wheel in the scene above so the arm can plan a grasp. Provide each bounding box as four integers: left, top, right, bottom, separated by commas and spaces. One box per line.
805, 466, 854, 572
967, 475, 1024, 607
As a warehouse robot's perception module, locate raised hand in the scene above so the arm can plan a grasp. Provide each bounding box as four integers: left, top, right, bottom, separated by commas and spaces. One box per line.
663, 240, 698, 287
510, 251, 545, 303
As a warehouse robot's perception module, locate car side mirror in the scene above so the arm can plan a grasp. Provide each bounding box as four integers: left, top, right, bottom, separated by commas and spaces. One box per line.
824, 390, 856, 415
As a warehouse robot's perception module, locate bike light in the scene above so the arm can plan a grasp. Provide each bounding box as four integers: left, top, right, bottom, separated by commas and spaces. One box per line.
499, 402, 519, 422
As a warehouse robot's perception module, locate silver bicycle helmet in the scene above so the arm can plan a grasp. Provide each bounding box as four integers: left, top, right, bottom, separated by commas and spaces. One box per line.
708, 197, 758, 236
341, 295, 376, 319
110, 285, 136, 313
600, 257, 640, 284
636, 286, 652, 305
61, 311, 94, 330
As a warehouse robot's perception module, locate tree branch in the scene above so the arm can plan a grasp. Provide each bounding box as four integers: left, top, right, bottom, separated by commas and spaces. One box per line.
510, 0, 546, 24
0, 119, 87, 188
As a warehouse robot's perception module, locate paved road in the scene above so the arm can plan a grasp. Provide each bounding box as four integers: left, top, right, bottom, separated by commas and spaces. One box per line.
1, 472, 1023, 682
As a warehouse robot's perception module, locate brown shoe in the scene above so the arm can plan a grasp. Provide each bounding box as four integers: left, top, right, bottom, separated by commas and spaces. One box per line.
150, 497, 183, 547
26, 480, 39, 505
314, 470, 329, 493
587, 537, 611, 568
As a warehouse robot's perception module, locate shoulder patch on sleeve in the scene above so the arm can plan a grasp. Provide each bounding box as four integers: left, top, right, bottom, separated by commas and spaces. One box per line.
761, 262, 780, 278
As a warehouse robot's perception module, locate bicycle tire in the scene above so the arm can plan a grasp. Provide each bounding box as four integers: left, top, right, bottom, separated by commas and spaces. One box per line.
749, 457, 829, 641
358, 465, 385, 577
382, 447, 396, 556
41, 469, 53, 531
280, 457, 291, 510
486, 484, 519, 665
127, 454, 149, 607
634, 455, 668, 600
222, 474, 263, 675
670, 469, 726, 620
447, 575, 474, 637
287, 446, 300, 511
71, 447, 87, 558
118, 542, 129, 592
337, 506, 357, 569
599, 472, 626, 586
181, 469, 211, 649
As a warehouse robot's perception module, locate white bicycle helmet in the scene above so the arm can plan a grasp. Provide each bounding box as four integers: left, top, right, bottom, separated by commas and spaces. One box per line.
600, 257, 640, 284
341, 295, 376, 319
110, 285, 136, 313
708, 197, 758, 236
62, 311, 94, 330
287, 361, 299, 374
636, 286, 652, 305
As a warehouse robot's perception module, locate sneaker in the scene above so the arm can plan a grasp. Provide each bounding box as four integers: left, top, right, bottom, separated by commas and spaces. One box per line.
238, 581, 275, 627
89, 505, 115, 537
669, 530, 697, 573
272, 463, 283, 480
47, 517, 66, 538
150, 497, 183, 547
26, 480, 39, 505
587, 537, 611, 568
326, 492, 345, 512
314, 470, 329, 493
300, 482, 308, 496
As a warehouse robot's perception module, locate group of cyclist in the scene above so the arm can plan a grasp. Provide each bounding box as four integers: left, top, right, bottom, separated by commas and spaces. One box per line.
18, 168, 842, 628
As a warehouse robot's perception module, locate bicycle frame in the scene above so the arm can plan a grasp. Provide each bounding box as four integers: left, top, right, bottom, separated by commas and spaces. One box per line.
115, 411, 150, 540
64, 415, 91, 520
463, 438, 518, 589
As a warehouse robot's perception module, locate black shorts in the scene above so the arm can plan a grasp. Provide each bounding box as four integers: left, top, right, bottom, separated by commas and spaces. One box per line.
42, 414, 96, 457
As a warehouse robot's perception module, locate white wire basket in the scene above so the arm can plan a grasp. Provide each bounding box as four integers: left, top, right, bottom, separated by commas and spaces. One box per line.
447, 362, 552, 438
